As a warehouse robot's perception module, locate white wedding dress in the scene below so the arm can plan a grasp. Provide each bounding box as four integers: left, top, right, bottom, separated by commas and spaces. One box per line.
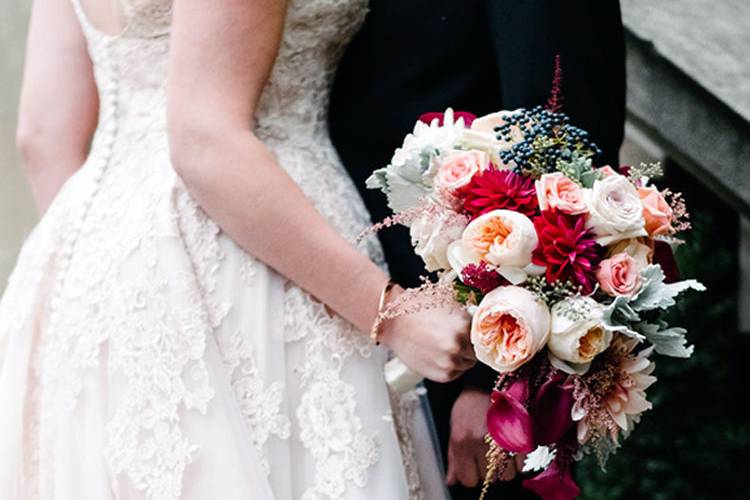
0, 1, 445, 499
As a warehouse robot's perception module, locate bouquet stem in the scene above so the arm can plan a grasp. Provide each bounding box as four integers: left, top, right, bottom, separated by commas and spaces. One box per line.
384, 358, 423, 393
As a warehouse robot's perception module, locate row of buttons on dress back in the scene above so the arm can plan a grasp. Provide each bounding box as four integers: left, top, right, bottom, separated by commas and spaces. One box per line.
49, 42, 120, 330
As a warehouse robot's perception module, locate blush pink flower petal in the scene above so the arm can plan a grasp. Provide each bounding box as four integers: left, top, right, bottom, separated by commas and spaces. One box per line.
596, 253, 642, 297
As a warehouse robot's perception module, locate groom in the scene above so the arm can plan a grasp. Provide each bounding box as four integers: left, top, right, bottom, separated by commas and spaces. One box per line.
330, 0, 626, 497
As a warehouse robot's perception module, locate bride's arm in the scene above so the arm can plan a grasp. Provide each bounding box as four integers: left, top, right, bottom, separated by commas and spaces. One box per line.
16, 0, 99, 215
167, 0, 387, 334
167, 0, 475, 382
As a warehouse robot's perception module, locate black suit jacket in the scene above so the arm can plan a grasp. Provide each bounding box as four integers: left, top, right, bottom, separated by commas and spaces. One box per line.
329, 1, 624, 497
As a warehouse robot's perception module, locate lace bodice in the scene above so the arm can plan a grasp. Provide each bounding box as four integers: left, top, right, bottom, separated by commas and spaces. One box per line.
73, 0, 374, 243
74, 0, 368, 134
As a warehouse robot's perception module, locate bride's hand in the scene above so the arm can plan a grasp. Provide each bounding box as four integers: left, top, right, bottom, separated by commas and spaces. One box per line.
378, 286, 476, 383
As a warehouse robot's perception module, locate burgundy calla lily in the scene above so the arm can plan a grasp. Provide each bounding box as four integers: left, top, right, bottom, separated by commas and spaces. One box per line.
653, 240, 680, 283
522, 460, 580, 500
418, 111, 477, 127
486, 379, 535, 453
533, 373, 575, 446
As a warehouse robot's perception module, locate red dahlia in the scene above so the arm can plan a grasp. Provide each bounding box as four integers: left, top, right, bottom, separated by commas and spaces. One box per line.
533, 210, 602, 294
462, 169, 538, 219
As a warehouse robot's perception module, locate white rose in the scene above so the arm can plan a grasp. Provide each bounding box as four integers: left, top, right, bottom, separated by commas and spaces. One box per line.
471, 110, 525, 141
586, 174, 647, 245
446, 209, 538, 284
457, 110, 525, 167
609, 238, 652, 268
548, 297, 613, 366
410, 210, 468, 272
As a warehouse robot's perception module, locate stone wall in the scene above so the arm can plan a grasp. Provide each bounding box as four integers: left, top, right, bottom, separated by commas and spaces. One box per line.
621, 0, 750, 330
0, 0, 35, 288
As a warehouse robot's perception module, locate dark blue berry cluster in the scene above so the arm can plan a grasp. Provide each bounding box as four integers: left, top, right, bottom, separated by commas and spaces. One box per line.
495, 106, 602, 178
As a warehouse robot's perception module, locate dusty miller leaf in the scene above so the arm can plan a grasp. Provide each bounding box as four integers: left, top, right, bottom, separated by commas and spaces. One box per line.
636, 321, 694, 358
602, 296, 645, 340
631, 265, 705, 312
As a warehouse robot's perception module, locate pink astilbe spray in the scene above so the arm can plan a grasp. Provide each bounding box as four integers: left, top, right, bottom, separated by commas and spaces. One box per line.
355, 199, 445, 245
545, 54, 564, 113
662, 188, 692, 233
377, 278, 460, 324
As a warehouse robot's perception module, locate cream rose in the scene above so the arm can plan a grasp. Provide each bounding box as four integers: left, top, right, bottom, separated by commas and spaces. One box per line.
548, 297, 613, 366
433, 150, 487, 193
535, 172, 588, 215
638, 186, 674, 237
458, 110, 524, 167
596, 253, 643, 297
586, 174, 647, 245
609, 238, 652, 268
447, 209, 538, 284
410, 211, 468, 272
471, 285, 550, 372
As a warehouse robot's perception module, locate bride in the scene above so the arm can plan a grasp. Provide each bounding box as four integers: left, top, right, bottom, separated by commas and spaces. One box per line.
0, 0, 477, 498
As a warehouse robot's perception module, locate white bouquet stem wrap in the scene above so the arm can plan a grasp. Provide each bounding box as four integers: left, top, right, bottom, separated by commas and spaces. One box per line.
385, 358, 424, 393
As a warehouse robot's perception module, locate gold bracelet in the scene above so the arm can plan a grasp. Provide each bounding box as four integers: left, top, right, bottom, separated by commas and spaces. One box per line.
370, 280, 395, 345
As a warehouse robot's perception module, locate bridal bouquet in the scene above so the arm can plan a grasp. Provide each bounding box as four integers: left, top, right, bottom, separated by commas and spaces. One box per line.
366, 107, 704, 499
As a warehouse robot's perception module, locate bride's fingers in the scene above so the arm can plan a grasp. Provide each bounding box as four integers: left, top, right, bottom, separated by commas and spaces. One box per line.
458, 332, 472, 351
453, 355, 476, 372
456, 343, 476, 362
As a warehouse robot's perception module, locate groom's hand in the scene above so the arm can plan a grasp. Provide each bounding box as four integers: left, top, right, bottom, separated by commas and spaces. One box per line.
446, 387, 518, 488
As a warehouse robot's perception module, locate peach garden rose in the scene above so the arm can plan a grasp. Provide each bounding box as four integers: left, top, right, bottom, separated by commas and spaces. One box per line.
471, 285, 551, 372
447, 209, 538, 284
638, 185, 674, 237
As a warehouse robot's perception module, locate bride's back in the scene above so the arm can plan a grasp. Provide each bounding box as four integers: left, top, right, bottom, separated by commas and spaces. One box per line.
66, 0, 372, 238
77, 0, 172, 38
71, 0, 367, 139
